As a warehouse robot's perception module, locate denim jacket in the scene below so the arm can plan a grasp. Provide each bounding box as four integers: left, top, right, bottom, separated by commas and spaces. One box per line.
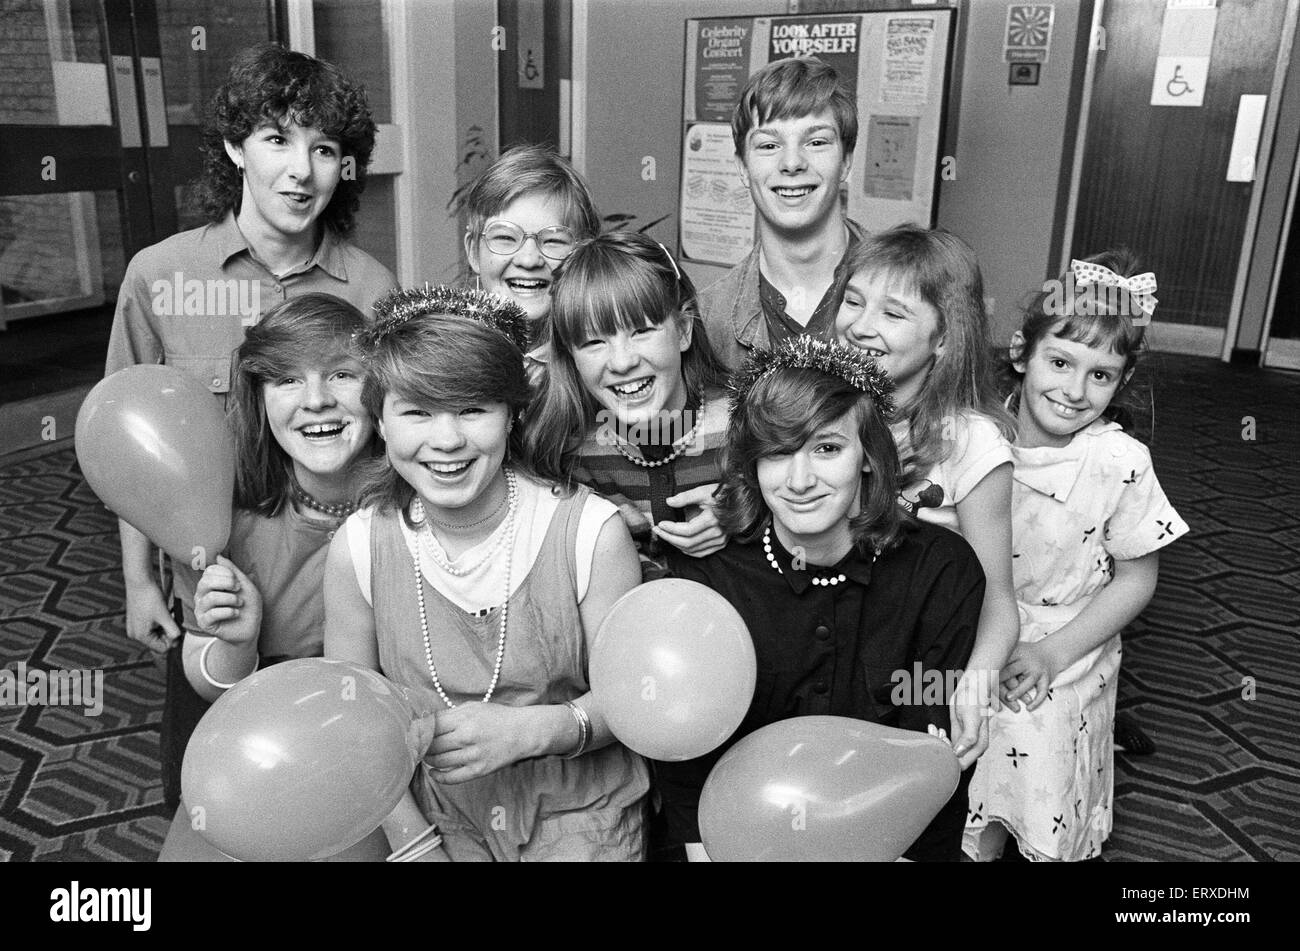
697, 217, 865, 372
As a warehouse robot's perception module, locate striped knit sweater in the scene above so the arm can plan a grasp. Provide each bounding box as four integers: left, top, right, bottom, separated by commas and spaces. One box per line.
573, 387, 730, 579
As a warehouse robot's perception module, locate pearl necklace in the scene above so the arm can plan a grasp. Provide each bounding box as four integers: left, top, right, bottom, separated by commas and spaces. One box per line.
290, 478, 356, 519
612, 400, 706, 469
412, 471, 517, 577
424, 487, 507, 530
410, 467, 518, 708
762, 524, 878, 587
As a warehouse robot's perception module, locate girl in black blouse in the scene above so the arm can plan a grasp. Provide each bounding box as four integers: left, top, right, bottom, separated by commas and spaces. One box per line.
658, 337, 986, 861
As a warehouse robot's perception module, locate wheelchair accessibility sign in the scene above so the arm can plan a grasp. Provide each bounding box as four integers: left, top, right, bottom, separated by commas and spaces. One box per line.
1151, 56, 1208, 107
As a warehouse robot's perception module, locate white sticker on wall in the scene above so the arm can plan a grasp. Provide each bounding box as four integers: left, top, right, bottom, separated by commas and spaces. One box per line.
1151, 56, 1208, 107
1226, 95, 1267, 182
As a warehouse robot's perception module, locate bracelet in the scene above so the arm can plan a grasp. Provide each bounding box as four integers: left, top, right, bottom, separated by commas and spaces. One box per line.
562, 700, 591, 759
198, 637, 256, 691
395, 834, 443, 862
386, 824, 442, 862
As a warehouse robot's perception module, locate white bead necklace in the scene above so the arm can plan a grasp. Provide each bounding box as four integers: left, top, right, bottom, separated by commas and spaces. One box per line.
762, 524, 877, 587
612, 399, 706, 469
410, 467, 518, 708
412, 473, 516, 577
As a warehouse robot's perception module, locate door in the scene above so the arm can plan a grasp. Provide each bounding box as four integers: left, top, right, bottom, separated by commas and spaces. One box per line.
0, 0, 275, 334
1071, 0, 1288, 356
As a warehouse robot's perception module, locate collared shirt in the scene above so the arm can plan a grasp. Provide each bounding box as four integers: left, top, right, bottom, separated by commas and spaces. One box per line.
105, 211, 397, 399
757, 225, 862, 345
697, 218, 866, 372
656, 519, 985, 859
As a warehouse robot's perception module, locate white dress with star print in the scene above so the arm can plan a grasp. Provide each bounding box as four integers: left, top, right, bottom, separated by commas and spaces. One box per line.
965, 418, 1188, 861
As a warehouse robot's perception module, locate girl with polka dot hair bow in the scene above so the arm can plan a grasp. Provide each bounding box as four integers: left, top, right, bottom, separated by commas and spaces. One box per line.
964, 250, 1188, 862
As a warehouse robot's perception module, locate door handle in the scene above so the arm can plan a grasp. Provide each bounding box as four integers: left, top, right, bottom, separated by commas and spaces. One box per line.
111, 55, 142, 148
1227, 95, 1268, 182
140, 57, 169, 148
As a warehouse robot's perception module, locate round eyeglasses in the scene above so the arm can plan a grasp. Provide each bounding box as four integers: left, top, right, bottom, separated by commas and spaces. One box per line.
478, 220, 577, 260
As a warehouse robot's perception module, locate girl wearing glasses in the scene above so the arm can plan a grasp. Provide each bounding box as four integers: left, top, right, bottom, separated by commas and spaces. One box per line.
462, 144, 601, 374
523, 233, 732, 577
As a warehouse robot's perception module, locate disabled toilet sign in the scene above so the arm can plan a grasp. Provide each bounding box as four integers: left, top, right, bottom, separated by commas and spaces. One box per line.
1151, 56, 1208, 107
1150, 3, 1216, 107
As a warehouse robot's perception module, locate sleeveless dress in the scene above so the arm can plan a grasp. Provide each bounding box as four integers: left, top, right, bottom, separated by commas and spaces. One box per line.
365, 482, 649, 861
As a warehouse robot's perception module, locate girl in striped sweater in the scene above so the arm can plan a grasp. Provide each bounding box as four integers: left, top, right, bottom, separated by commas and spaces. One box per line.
523, 232, 731, 579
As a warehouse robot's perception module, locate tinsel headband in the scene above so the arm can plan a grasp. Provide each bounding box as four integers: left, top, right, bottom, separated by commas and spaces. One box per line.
728, 335, 896, 417
363, 285, 531, 351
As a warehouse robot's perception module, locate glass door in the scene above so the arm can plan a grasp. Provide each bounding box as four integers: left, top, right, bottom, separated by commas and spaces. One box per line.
0, 0, 275, 334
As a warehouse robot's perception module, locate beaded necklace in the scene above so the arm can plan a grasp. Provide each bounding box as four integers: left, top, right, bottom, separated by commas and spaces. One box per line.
409, 467, 518, 708
289, 477, 356, 520
762, 524, 878, 587
611, 399, 706, 469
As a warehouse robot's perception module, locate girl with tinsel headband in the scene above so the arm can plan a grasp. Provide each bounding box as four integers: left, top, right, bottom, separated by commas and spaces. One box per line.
655, 336, 986, 861
323, 286, 649, 862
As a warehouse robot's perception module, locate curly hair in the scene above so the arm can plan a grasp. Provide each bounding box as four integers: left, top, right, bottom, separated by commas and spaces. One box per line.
195, 43, 377, 236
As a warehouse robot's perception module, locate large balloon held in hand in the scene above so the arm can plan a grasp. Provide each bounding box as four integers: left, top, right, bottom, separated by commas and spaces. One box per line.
589, 579, 756, 761
698, 716, 960, 862
75, 364, 234, 564
182, 659, 420, 862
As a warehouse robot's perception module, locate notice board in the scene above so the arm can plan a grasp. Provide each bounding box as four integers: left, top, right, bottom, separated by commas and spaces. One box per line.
680, 8, 954, 267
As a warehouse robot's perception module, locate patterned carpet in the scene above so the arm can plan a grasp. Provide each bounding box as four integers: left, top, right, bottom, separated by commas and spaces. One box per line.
0, 353, 1297, 862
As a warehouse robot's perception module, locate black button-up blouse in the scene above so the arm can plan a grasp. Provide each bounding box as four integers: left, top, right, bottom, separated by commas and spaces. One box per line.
658, 519, 986, 860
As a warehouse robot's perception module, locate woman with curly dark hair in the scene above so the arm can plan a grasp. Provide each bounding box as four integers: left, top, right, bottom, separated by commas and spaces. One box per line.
103, 43, 396, 812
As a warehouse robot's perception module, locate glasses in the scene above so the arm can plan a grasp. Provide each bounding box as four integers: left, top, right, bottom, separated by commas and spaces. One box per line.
477, 220, 577, 260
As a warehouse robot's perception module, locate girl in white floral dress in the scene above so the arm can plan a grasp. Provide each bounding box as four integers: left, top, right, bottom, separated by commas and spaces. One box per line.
964, 252, 1188, 861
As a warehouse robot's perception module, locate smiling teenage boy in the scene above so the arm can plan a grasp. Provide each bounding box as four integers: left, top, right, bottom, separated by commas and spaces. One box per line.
698, 57, 863, 371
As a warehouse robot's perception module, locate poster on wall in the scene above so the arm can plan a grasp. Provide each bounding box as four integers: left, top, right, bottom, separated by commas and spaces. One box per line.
679, 122, 756, 267
864, 114, 920, 201
691, 19, 754, 122
767, 15, 862, 97
680, 9, 953, 267
882, 17, 935, 104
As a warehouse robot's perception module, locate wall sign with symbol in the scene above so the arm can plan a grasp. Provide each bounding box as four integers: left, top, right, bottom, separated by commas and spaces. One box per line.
517, 0, 544, 90
1150, 3, 1217, 107
1009, 62, 1040, 85
1004, 4, 1054, 63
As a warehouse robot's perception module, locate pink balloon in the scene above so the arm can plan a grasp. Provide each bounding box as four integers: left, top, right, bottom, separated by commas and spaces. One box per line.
181, 659, 420, 862
699, 715, 960, 862
589, 579, 756, 761
75, 364, 234, 564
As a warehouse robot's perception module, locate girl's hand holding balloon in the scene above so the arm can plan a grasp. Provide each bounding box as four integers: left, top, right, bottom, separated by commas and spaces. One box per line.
194, 556, 263, 646
653, 484, 728, 558
1000, 641, 1058, 712
424, 702, 556, 784
124, 576, 181, 653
